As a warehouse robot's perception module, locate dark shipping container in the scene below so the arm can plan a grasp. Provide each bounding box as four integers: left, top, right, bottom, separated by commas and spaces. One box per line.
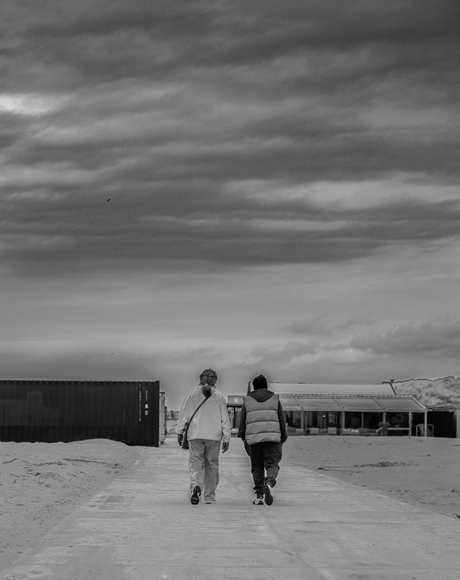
0, 380, 161, 446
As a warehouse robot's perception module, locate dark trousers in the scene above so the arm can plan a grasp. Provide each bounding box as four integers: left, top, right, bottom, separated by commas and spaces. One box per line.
248, 442, 283, 495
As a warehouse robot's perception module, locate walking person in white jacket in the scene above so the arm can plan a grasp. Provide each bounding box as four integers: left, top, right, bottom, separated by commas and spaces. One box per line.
176, 368, 231, 505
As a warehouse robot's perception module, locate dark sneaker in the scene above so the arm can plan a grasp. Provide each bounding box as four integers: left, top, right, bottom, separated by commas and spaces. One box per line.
264, 483, 274, 506
253, 495, 264, 505
190, 485, 201, 505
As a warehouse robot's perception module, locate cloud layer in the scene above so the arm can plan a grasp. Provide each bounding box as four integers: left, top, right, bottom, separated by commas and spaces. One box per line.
2, 0, 460, 277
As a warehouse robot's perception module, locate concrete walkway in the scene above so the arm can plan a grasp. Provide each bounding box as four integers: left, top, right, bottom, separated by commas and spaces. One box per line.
2, 438, 460, 580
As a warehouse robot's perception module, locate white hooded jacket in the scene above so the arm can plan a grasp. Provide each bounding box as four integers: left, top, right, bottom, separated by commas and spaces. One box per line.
176, 385, 231, 442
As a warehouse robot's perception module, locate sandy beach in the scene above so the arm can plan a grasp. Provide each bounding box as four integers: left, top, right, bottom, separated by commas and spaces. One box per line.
1, 435, 459, 572
0, 439, 140, 571
282, 435, 460, 520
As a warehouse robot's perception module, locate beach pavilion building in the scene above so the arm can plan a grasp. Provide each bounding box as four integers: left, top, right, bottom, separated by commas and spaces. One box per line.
227, 382, 429, 437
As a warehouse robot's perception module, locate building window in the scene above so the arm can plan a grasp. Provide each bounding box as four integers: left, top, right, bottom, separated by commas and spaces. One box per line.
386, 412, 408, 427
363, 413, 381, 430
345, 412, 361, 429
285, 411, 301, 428
328, 412, 338, 428
304, 411, 340, 429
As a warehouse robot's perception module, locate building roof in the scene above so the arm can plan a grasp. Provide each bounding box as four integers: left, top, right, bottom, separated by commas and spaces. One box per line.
270, 382, 396, 396
429, 403, 460, 411
278, 394, 427, 412
268, 382, 427, 413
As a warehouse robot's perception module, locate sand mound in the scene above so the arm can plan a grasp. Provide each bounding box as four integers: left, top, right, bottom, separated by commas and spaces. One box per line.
0, 439, 140, 570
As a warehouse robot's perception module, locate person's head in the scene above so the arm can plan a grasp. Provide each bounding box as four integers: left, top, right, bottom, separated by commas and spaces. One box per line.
252, 374, 268, 390
200, 368, 217, 387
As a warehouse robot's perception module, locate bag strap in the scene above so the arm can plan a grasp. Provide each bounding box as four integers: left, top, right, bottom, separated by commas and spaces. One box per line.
186, 393, 211, 428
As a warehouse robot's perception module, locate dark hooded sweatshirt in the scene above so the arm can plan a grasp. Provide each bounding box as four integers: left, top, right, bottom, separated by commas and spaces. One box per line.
238, 388, 288, 443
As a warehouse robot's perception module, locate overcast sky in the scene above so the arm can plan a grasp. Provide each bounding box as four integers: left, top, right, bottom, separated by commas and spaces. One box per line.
1, 0, 459, 409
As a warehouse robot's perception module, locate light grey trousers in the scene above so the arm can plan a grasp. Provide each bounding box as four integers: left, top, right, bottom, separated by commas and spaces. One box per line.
188, 439, 221, 502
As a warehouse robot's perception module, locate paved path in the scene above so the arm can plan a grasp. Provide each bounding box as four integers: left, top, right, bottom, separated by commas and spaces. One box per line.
2, 438, 460, 580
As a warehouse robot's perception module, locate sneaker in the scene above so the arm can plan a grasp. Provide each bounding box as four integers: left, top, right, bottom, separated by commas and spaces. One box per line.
190, 485, 201, 505
264, 483, 274, 506
253, 495, 264, 505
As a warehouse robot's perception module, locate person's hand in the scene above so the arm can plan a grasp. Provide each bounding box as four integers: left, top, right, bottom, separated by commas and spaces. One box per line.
177, 433, 183, 447
222, 441, 229, 453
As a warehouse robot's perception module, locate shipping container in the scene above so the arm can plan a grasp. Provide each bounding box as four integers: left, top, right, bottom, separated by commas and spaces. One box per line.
0, 379, 162, 446
159, 390, 166, 444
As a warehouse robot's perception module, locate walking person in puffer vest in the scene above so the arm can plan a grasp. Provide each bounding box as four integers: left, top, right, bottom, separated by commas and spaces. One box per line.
238, 374, 288, 505
176, 368, 231, 505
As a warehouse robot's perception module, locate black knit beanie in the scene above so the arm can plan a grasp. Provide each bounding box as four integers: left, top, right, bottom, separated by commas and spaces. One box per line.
252, 375, 268, 390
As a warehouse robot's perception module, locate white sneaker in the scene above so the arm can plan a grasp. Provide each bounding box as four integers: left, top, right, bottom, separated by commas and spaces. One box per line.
253, 495, 264, 505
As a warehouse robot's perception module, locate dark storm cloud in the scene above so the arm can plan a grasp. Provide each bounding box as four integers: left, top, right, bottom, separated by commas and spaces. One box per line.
1, 0, 459, 276
3, 184, 460, 276
3, 0, 459, 90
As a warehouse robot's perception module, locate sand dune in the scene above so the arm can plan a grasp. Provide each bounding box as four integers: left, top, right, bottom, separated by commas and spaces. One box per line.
0, 439, 140, 571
